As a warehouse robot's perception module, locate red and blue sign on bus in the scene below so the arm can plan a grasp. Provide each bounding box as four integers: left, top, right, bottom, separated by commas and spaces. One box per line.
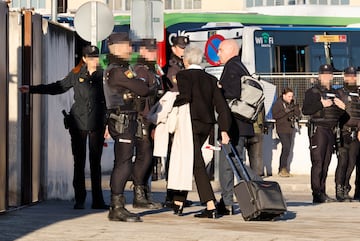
204, 34, 225, 66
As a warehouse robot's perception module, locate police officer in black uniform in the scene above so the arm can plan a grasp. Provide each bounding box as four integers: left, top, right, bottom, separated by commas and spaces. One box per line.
131, 38, 162, 209
165, 35, 190, 92
302, 64, 346, 204
19, 46, 108, 210
336, 66, 360, 201
104, 32, 151, 222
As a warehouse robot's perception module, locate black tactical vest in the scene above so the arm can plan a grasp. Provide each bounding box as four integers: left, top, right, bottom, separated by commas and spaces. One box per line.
311, 86, 344, 128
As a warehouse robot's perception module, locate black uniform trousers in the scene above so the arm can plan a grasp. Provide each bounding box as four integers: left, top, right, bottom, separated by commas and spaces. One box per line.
355, 153, 360, 197
134, 120, 154, 186
309, 126, 335, 196
69, 127, 105, 205
174, 120, 216, 204
108, 113, 151, 194
335, 130, 359, 187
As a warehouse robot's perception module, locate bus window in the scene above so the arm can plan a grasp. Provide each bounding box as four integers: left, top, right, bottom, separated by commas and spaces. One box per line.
275, 46, 306, 73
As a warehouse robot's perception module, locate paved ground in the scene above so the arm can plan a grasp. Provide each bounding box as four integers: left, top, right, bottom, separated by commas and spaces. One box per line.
1, 175, 360, 241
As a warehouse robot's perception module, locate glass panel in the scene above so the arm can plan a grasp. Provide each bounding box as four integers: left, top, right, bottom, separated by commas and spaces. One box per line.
165, 0, 172, 9
108, 0, 122, 10
319, 0, 328, 4
288, 0, 296, 4
174, 0, 182, 9
246, 0, 254, 8
115, 0, 122, 10
266, 0, 275, 5
39, 0, 45, 8
255, 0, 263, 6
185, 0, 192, 9
340, 0, 349, 4
57, 0, 67, 13
194, 0, 201, 8
30, 0, 37, 8
106, 0, 111, 11
20, 0, 28, 8
125, 0, 131, 10
10, 0, 19, 8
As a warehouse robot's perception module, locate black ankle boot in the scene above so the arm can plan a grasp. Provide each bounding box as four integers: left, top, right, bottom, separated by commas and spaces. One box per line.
354, 188, 360, 201
343, 186, 352, 202
133, 185, 162, 209
108, 194, 142, 222
194, 208, 218, 219
336, 184, 345, 202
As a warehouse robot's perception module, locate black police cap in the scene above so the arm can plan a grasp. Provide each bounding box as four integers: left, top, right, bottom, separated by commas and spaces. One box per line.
107, 32, 130, 45
318, 64, 333, 74
140, 38, 157, 51
171, 36, 190, 48
82, 45, 99, 57
344, 66, 357, 76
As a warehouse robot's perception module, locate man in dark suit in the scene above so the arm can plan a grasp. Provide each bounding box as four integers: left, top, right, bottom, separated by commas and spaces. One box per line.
216, 39, 255, 215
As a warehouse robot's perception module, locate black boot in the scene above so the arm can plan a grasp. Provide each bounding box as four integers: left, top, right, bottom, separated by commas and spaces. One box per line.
108, 194, 142, 222
343, 186, 352, 202
354, 187, 360, 201
133, 185, 162, 209
336, 184, 345, 202
143, 185, 162, 209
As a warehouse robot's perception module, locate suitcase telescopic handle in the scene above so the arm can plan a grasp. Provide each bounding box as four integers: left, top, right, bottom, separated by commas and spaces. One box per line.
221, 142, 252, 182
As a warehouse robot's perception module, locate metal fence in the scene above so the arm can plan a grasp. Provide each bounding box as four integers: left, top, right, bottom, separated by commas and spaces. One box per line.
259, 73, 345, 121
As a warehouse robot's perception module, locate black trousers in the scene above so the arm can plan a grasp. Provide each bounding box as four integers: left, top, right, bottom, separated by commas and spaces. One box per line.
134, 121, 154, 186
108, 115, 151, 194
309, 126, 335, 195
174, 121, 216, 204
335, 131, 359, 187
277, 132, 294, 172
69, 127, 105, 205
355, 152, 360, 196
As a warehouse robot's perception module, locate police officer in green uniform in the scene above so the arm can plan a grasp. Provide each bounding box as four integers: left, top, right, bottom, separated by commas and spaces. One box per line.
336, 66, 360, 201
19, 46, 108, 210
302, 64, 346, 204
104, 32, 151, 222
131, 38, 162, 209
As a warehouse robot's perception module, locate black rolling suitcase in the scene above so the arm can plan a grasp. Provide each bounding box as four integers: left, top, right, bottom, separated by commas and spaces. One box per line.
222, 143, 287, 221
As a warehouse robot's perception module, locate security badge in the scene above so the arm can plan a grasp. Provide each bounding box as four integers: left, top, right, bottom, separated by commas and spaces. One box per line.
172, 75, 177, 84
124, 70, 134, 79
124, 66, 137, 79
79, 77, 85, 83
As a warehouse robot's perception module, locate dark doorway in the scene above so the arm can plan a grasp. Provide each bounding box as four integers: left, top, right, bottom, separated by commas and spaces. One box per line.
275, 46, 306, 73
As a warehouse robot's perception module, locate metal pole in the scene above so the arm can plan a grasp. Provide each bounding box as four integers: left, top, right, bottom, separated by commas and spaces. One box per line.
51, 0, 57, 23
91, 1, 97, 45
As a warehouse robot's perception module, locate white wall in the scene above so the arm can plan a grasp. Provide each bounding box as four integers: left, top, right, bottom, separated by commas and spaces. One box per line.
245, 124, 339, 176
41, 21, 77, 200
8, 12, 23, 206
